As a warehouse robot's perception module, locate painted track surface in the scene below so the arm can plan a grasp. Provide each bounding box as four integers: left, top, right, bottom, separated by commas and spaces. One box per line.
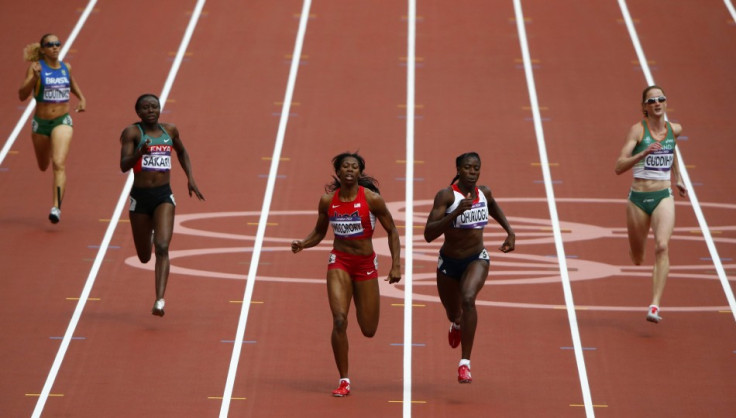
1, 1, 734, 417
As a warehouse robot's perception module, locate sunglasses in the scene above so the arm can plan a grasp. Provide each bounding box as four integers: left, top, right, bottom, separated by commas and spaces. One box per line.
644, 96, 667, 105
43, 41, 62, 48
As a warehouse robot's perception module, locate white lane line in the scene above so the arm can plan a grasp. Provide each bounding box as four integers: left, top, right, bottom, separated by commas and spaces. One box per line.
617, 0, 736, 322
0, 0, 98, 166
512, 1, 595, 417
724, 0, 736, 22
403, 1, 416, 416
218, 1, 312, 416
30, 1, 207, 417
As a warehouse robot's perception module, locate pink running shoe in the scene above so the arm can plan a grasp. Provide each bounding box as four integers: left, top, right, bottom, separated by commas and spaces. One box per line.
332, 379, 350, 397
458, 365, 472, 383
646, 305, 661, 323
448, 323, 461, 348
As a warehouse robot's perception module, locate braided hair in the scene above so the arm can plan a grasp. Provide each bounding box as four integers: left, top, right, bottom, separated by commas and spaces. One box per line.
326, 152, 380, 194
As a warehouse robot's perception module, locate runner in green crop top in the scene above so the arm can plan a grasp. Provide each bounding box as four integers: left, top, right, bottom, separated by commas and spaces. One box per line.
120, 94, 205, 317
615, 85, 687, 324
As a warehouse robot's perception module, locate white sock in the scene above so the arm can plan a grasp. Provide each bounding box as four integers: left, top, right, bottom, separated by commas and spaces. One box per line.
452, 322, 461, 330
459, 359, 470, 368
339, 378, 350, 384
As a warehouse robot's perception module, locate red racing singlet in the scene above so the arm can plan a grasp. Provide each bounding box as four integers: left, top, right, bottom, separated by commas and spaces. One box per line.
329, 186, 376, 240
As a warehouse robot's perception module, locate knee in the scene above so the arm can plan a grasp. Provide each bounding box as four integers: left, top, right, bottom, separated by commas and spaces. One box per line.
629, 249, 644, 266
137, 252, 152, 264
51, 159, 65, 174
153, 241, 169, 257
461, 295, 477, 312
332, 315, 348, 333
654, 241, 669, 257
361, 323, 377, 338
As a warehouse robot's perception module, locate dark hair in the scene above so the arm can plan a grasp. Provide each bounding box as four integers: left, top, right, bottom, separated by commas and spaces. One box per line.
641, 85, 665, 117
135, 93, 160, 112
326, 152, 380, 194
40, 33, 54, 46
450, 152, 481, 185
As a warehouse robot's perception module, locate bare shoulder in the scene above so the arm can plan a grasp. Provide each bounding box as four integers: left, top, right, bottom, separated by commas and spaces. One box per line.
318, 192, 334, 208
478, 185, 493, 198
627, 120, 644, 137
120, 123, 141, 140
160, 122, 178, 134
671, 121, 683, 137
363, 188, 388, 211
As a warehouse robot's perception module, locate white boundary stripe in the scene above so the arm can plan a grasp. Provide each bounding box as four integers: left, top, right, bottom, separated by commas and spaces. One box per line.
617, 0, 736, 322
725, 0, 736, 22
29, 1, 207, 417
402, 1, 416, 416
0, 0, 98, 166
512, 1, 595, 417
217, 1, 312, 415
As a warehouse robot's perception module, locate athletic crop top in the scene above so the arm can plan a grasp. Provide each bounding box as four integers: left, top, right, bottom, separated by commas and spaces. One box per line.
34, 61, 70, 103
133, 123, 173, 173
632, 120, 676, 181
328, 186, 376, 240
446, 184, 489, 229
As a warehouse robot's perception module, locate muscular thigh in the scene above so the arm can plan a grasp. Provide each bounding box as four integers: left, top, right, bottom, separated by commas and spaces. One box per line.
650, 197, 675, 242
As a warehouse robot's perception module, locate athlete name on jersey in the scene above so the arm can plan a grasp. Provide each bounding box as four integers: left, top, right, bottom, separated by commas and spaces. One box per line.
42, 85, 70, 102
141, 145, 172, 171
330, 214, 364, 237
643, 148, 674, 172
454, 202, 488, 229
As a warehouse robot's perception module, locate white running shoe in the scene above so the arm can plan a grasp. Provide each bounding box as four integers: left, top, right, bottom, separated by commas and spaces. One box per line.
49, 207, 61, 224
646, 305, 661, 323
152, 299, 165, 317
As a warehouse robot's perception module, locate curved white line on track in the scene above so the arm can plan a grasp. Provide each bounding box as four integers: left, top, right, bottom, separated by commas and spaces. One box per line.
31, 1, 208, 417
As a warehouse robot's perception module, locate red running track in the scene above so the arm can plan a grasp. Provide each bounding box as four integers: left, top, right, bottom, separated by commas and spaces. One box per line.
1, 0, 734, 417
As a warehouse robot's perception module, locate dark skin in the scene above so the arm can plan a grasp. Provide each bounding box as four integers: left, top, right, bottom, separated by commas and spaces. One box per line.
424, 155, 514, 360
119, 96, 204, 308
291, 156, 401, 379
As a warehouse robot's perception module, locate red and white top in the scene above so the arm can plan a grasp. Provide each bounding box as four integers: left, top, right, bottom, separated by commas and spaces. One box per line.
329, 186, 376, 240
446, 184, 489, 229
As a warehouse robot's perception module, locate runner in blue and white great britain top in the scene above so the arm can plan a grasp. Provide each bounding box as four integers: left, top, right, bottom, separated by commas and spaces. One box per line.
424, 151, 515, 384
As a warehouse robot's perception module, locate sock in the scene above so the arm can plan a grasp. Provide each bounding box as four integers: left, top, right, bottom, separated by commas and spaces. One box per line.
452, 322, 461, 330
459, 359, 470, 368
339, 378, 350, 384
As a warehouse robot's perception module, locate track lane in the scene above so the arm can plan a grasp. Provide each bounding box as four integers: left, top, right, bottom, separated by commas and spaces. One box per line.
522, 0, 736, 415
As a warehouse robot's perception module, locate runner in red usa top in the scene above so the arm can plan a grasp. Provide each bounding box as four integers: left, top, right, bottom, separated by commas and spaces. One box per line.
120, 94, 204, 317
291, 152, 401, 397
424, 152, 515, 384
615, 85, 686, 324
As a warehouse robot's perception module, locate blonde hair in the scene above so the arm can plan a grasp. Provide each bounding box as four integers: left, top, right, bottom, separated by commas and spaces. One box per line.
23, 43, 43, 62
23, 34, 55, 62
